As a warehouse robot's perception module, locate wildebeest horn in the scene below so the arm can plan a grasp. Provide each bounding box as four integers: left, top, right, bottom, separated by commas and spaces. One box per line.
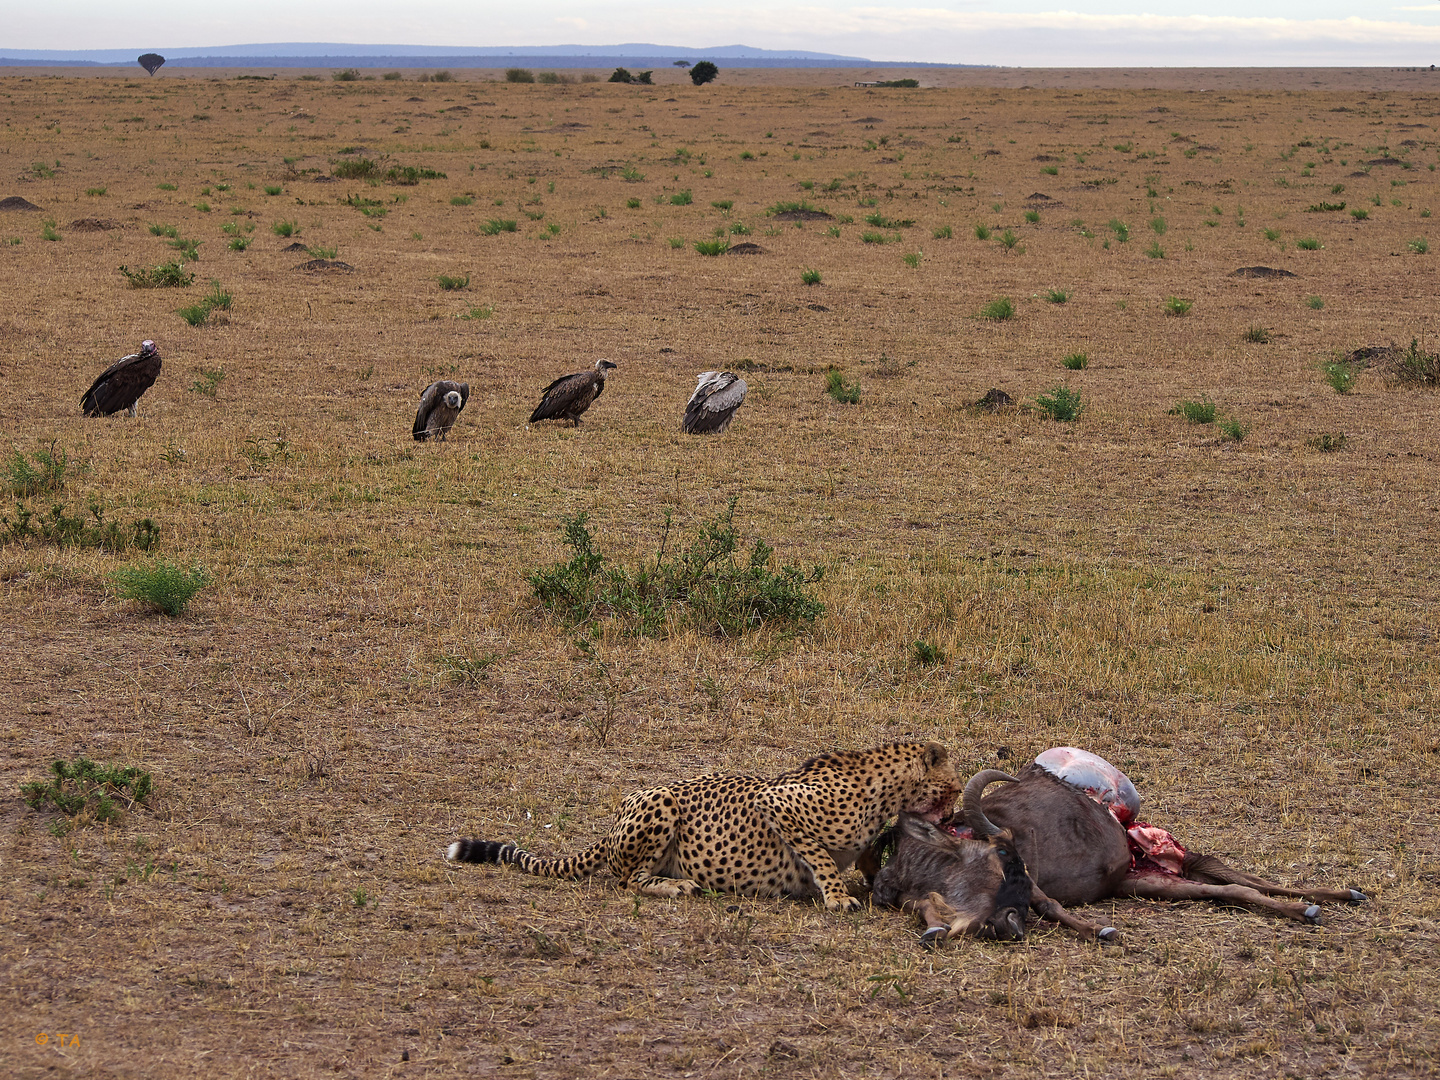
963, 769, 1019, 839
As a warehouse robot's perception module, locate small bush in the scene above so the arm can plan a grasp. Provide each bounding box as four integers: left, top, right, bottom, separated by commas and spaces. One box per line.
263, 185, 283, 196
110, 558, 207, 616
149, 223, 179, 238
1263, 227, 1282, 241
1350, 208, 1369, 221
973, 223, 991, 240
1307, 296, 1325, 310
1243, 326, 1270, 344
2, 500, 158, 552
670, 190, 693, 206
506, 68, 535, 83
1163, 296, 1193, 317
178, 281, 232, 328
902, 251, 921, 268
980, 297, 1015, 321
332, 68, 360, 82
1062, 352, 1089, 370
228, 236, 250, 251
332, 158, 379, 180
1024, 210, 1040, 224
824, 369, 861, 404
479, 218, 519, 235
1296, 237, 1322, 250
1108, 219, 1130, 243
5, 443, 83, 496
932, 224, 952, 239
437, 273, 470, 291
21, 757, 153, 828
119, 260, 194, 288
386, 165, 446, 185
1035, 386, 1084, 422
1307, 433, 1348, 452
912, 640, 946, 667
272, 220, 299, 238
1044, 288, 1069, 304
1408, 237, 1429, 254
1218, 416, 1246, 441
528, 501, 822, 638
306, 244, 338, 259
1396, 337, 1440, 386
1145, 240, 1165, 259
999, 229, 1021, 252
190, 366, 225, 397
1149, 215, 1167, 235
801, 267, 822, 286
694, 238, 729, 256
1173, 397, 1217, 423
690, 61, 719, 87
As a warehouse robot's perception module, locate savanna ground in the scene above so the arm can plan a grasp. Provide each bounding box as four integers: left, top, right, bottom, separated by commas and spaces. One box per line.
1, 63, 1438, 1078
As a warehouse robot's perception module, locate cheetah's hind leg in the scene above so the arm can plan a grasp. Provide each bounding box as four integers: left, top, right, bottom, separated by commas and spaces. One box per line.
606, 786, 699, 901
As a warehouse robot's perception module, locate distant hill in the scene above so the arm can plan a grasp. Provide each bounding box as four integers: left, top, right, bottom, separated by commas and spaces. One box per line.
0, 42, 907, 68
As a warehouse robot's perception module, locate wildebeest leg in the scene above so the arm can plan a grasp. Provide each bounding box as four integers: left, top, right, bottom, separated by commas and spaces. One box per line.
1183, 854, 1368, 904
1120, 875, 1324, 923
1027, 882, 1120, 942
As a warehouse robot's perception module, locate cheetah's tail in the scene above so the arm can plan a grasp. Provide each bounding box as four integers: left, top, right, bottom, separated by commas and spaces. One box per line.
445, 837, 605, 880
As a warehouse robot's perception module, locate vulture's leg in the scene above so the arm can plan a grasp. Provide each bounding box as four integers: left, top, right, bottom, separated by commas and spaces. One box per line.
128, 402, 138, 418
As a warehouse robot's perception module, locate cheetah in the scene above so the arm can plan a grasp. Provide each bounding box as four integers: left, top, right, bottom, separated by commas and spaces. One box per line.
447, 741, 958, 912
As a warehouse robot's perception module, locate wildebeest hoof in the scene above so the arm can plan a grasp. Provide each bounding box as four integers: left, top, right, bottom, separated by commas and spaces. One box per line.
1098, 926, 1120, 943
1304, 905, 1321, 924
1348, 889, 1368, 903
920, 926, 948, 950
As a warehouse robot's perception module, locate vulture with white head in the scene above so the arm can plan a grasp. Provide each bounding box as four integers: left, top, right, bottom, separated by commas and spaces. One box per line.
682, 371, 748, 434
529, 359, 616, 426
413, 380, 470, 441
81, 340, 162, 417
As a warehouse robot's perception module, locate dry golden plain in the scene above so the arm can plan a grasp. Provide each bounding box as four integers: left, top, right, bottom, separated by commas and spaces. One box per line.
1, 65, 1438, 1078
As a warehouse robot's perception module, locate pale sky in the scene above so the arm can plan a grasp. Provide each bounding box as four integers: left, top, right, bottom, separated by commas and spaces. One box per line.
7, 1, 1440, 67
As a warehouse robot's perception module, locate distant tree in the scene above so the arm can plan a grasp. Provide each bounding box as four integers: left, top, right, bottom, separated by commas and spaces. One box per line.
690, 61, 719, 86
673, 60, 692, 68
504, 68, 534, 83
635, 70, 653, 85
609, 67, 633, 84
137, 53, 165, 76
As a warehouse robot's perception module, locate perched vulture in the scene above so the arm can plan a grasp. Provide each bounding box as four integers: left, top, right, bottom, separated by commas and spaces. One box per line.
413, 380, 470, 441
80, 340, 162, 417
529, 359, 617, 426
682, 371, 748, 434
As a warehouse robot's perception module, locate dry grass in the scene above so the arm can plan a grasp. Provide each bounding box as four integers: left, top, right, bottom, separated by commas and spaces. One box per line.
1, 66, 1438, 1078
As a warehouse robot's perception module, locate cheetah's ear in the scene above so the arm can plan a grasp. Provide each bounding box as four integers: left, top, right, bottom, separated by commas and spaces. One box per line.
923, 742, 948, 768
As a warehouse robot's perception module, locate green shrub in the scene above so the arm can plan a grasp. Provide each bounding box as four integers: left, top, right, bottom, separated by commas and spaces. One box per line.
1408, 237, 1429, 254
1035, 386, 1084, 422
190, 366, 225, 397
670, 189, 693, 206
437, 273, 470, 291
801, 267, 822, 286
1173, 397, 1217, 423
1397, 337, 1440, 386
1307, 433, 1348, 452
980, 297, 1015, 321
694, 238, 729, 256
506, 68, 535, 83
1307, 296, 1325, 310
387, 165, 446, 185
1108, 219, 1130, 243
177, 281, 232, 327
119, 260, 194, 288
1044, 288, 1069, 304
690, 61, 719, 86
332, 157, 378, 180
110, 558, 207, 616
911, 640, 946, 667
1243, 325, 1270, 343
21, 757, 153, 828
1062, 352, 1089, 370
6, 443, 83, 496
999, 229, 1021, 252
332, 68, 360, 82
824, 369, 861, 404
1218, 416, 1246, 441
148, 222, 179, 238
1350, 208, 1369, 221
1024, 210, 1040, 224
272, 219, 299, 237
932, 224, 952, 239
479, 218, 519, 235
2, 500, 158, 552
973, 223, 991, 240
528, 501, 823, 637
902, 251, 921, 268
1149, 215, 1167, 235
1296, 237, 1322, 250
1163, 296, 1193, 316
263, 184, 283, 196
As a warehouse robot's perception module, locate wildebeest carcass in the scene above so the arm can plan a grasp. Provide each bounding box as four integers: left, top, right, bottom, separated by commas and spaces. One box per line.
866, 747, 1368, 947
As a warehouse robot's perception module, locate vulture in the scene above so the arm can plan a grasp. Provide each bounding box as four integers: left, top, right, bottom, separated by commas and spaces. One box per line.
80, 340, 162, 417
529, 359, 616, 426
682, 371, 748, 434
413, 380, 470, 441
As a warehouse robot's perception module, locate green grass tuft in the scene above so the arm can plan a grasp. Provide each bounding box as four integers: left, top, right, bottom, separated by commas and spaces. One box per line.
110, 559, 208, 616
